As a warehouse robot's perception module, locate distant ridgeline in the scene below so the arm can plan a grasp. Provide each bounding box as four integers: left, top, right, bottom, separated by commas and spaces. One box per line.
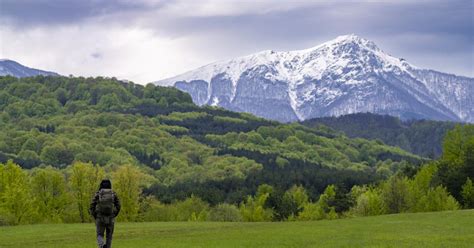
0, 75, 424, 204
301, 113, 459, 159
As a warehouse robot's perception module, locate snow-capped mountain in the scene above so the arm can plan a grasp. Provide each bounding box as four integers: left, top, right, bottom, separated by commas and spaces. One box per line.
0, 59, 58, 78
155, 34, 474, 123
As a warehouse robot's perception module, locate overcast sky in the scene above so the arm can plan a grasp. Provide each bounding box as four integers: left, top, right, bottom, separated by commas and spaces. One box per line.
0, 0, 472, 84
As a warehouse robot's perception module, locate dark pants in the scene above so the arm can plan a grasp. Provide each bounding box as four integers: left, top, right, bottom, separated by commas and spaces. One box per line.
96, 216, 115, 248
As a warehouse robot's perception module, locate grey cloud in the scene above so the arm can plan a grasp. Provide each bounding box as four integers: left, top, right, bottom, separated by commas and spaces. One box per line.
1, 0, 472, 77
91, 52, 102, 59
0, 0, 164, 27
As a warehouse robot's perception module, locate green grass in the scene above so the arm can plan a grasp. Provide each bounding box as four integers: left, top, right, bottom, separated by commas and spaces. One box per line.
1, 210, 473, 248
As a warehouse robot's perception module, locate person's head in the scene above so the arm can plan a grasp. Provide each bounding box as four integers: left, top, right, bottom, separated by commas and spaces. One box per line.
99, 179, 112, 190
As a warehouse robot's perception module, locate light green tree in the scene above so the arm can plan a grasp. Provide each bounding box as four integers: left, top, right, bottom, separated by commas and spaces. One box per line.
240, 185, 273, 222
0, 160, 35, 225
351, 188, 386, 216
285, 185, 309, 208
69, 162, 105, 223
298, 185, 337, 220
175, 195, 209, 221
113, 165, 143, 221
31, 166, 69, 223
442, 125, 474, 167
208, 203, 242, 222
414, 186, 459, 212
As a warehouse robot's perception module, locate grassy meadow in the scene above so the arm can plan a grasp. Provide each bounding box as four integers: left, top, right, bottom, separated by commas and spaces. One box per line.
1, 210, 473, 248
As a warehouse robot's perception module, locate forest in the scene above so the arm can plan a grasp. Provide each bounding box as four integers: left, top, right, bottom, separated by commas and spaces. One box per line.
302, 113, 458, 158
0, 75, 472, 225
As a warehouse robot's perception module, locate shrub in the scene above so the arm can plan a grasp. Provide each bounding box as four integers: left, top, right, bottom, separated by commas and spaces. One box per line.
208, 204, 242, 222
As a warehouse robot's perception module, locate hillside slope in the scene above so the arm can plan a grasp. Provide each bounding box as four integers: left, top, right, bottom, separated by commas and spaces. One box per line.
301, 113, 458, 158
0, 75, 423, 202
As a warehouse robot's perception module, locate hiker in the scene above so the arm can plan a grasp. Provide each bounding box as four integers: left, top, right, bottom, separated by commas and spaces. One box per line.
89, 179, 121, 248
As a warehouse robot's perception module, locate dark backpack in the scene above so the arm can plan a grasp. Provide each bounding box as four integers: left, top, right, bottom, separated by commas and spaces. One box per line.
96, 189, 114, 216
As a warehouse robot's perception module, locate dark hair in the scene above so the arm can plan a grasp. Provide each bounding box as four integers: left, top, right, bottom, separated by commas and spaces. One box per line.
99, 179, 112, 190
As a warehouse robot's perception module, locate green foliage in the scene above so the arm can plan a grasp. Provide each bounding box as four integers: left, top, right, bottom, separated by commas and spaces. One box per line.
0, 75, 427, 209
213, 116, 248, 125
297, 185, 339, 221
436, 124, 474, 202
240, 185, 273, 222
40, 142, 74, 168
283, 186, 309, 212
208, 203, 242, 222
0, 160, 35, 225
0, 76, 468, 225
302, 112, 459, 158
174, 195, 209, 221
351, 163, 459, 215
113, 165, 145, 221
350, 187, 386, 216
160, 111, 209, 122
206, 126, 421, 174
461, 178, 474, 208
266, 185, 309, 221
156, 154, 262, 185
442, 125, 474, 167
31, 166, 68, 223
382, 175, 411, 213
68, 162, 105, 223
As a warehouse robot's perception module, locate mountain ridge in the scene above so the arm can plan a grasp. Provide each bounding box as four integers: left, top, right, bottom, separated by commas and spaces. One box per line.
0, 59, 59, 78
155, 34, 474, 123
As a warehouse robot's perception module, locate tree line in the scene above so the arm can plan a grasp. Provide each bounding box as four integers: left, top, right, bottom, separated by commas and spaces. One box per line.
1, 125, 472, 225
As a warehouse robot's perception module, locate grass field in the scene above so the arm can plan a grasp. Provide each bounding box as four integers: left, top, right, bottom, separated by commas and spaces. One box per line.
1, 210, 473, 248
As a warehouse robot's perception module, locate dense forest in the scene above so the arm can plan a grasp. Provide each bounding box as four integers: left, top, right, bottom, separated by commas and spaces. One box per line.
301, 113, 458, 158
0, 75, 472, 225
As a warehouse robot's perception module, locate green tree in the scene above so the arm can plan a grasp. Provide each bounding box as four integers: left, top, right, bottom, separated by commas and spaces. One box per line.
0, 160, 35, 225
97, 93, 122, 111
31, 166, 69, 223
208, 203, 242, 222
113, 165, 143, 221
240, 185, 273, 222
55, 88, 68, 106
442, 125, 474, 167
40, 142, 74, 168
413, 186, 459, 212
461, 178, 474, 208
175, 195, 209, 221
298, 185, 338, 220
351, 188, 386, 216
382, 176, 410, 213
281, 185, 309, 220
275, 156, 289, 168
69, 162, 105, 223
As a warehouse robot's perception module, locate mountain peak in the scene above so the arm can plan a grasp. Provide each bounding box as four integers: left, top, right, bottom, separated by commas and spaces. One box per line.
334, 33, 363, 41
316, 34, 379, 52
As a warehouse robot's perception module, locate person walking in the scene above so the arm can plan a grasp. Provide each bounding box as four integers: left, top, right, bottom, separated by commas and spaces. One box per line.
89, 179, 121, 248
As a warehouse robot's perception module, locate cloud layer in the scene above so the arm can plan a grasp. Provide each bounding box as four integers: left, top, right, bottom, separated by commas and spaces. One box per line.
0, 0, 472, 84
